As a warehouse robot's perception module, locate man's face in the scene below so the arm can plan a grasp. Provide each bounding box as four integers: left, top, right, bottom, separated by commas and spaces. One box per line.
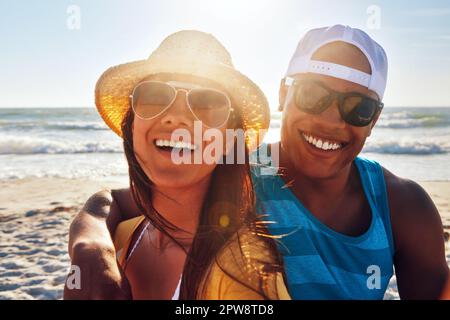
279, 42, 381, 179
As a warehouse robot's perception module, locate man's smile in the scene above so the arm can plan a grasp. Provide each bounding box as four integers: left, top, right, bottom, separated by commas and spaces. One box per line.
299, 130, 349, 152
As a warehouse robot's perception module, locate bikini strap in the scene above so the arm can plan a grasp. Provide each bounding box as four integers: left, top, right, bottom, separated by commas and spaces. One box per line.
125, 221, 151, 267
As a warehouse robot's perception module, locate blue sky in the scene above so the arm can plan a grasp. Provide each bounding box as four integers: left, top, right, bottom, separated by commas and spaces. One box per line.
1, 0, 449, 109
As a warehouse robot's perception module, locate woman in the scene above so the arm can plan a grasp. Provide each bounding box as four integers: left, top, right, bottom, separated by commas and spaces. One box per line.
72, 30, 289, 299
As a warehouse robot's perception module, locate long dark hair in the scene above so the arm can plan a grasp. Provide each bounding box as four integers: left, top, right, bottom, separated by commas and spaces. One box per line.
121, 83, 283, 299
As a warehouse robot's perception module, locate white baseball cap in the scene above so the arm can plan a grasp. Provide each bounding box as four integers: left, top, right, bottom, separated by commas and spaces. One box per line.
285, 24, 388, 100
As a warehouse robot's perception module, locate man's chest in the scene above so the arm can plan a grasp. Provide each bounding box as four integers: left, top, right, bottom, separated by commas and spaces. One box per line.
290, 186, 373, 237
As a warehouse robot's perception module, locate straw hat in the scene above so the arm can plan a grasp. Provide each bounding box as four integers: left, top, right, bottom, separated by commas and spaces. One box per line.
95, 30, 270, 150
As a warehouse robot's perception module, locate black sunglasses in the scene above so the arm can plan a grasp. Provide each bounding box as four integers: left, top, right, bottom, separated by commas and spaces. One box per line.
288, 79, 384, 127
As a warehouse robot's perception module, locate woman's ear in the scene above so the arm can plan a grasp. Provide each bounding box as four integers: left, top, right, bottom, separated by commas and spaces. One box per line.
278, 78, 288, 112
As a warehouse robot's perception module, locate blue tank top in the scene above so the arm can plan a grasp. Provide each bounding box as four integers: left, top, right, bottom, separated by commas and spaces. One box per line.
251, 146, 395, 300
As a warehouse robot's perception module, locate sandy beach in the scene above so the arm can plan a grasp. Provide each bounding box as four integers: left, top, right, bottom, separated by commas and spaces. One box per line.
1, 177, 449, 300
0, 177, 126, 300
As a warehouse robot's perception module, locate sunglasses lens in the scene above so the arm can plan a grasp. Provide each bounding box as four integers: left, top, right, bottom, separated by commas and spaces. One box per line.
342, 96, 377, 126
132, 82, 175, 119
294, 82, 331, 114
188, 89, 231, 127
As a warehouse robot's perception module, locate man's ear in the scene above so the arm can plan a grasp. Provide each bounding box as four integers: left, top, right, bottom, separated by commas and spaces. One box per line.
278, 78, 288, 112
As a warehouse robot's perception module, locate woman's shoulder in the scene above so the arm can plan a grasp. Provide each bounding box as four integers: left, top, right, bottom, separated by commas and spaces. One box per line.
114, 215, 146, 267
110, 188, 142, 220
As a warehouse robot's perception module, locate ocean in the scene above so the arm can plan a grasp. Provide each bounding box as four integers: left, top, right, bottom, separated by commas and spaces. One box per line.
1, 107, 449, 182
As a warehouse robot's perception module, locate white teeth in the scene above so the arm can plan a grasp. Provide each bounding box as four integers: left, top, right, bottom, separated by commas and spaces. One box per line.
155, 139, 196, 150
302, 133, 342, 151
316, 140, 323, 148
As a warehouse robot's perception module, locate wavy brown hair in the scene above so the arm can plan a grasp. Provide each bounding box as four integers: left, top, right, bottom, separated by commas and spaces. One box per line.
120, 80, 283, 299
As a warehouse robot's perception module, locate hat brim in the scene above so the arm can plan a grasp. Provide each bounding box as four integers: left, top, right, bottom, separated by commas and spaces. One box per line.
95, 58, 270, 151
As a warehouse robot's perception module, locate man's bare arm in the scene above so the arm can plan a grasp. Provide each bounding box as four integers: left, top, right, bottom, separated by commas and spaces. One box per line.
386, 170, 449, 299
68, 190, 117, 257
64, 189, 130, 299
68, 188, 142, 256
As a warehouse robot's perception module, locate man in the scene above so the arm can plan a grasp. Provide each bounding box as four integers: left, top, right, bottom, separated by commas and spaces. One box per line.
65, 25, 448, 299
252, 25, 448, 299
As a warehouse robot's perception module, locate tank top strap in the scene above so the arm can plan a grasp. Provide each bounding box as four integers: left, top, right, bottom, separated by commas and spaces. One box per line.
354, 157, 395, 256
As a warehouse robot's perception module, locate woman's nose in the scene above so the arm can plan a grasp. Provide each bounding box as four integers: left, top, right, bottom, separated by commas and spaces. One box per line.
159, 91, 195, 128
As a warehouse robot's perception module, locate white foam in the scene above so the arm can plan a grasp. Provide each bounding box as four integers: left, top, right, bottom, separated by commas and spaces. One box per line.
0, 120, 108, 131
363, 138, 450, 155
0, 134, 122, 155
378, 110, 449, 129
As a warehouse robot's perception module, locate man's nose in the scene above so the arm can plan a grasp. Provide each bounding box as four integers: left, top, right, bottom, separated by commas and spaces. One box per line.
158, 91, 195, 127
315, 97, 346, 129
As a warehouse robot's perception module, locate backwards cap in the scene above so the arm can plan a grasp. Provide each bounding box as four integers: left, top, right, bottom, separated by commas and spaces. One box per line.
285, 24, 388, 99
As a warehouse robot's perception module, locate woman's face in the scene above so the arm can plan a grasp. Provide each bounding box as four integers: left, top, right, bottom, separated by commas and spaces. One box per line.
132, 74, 234, 189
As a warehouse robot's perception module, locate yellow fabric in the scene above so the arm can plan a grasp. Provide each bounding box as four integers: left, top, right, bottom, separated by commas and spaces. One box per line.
113, 215, 145, 267
202, 261, 290, 300
112, 215, 291, 300
200, 225, 291, 300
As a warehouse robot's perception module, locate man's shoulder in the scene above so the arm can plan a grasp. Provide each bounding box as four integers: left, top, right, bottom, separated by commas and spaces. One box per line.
381, 166, 441, 245
382, 167, 434, 213
81, 189, 114, 218
82, 187, 140, 220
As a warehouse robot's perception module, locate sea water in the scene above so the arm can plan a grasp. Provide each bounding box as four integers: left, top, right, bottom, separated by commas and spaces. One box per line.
0, 107, 449, 182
